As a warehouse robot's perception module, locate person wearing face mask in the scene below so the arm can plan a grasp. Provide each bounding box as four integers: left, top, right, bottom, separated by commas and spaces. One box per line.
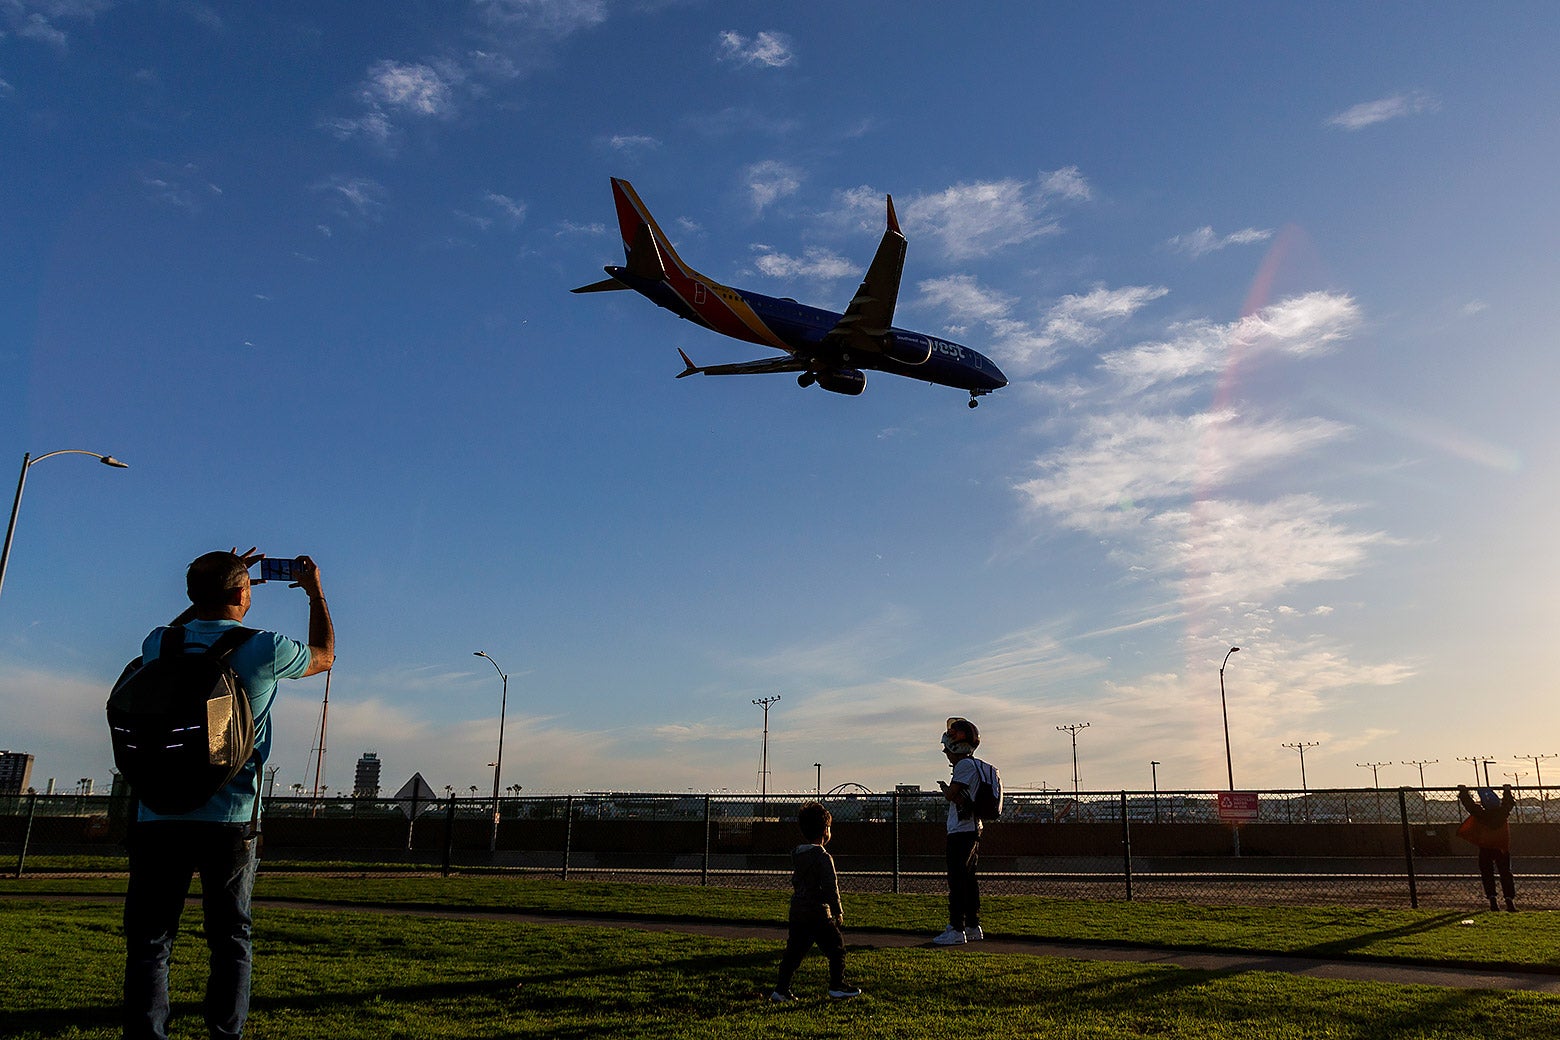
933, 717, 993, 946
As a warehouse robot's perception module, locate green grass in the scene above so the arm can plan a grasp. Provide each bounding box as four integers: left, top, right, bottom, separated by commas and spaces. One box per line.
3, 898, 1559, 1039
7, 872, 1557, 970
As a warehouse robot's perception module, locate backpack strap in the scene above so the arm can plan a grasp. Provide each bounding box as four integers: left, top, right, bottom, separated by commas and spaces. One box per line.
206, 626, 261, 660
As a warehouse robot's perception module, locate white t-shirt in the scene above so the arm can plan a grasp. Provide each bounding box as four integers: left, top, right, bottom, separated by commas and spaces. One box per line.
947, 756, 984, 835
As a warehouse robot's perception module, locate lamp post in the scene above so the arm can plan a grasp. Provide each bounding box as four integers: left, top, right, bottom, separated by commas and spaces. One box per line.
814, 762, 822, 797
1150, 760, 1160, 823
1, 450, 129, 603
473, 651, 509, 852
1218, 646, 1240, 790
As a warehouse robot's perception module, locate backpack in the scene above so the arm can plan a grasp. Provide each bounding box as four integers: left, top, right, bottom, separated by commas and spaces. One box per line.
107, 625, 260, 815
971, 758, 1004, 820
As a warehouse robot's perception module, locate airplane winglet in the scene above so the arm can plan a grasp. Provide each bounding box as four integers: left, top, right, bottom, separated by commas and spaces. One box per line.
886, 194, 900, 236
676, 348, 701, 378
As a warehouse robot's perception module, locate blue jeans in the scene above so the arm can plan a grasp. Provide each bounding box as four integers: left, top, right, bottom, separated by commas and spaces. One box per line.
123, 822, 257, 1040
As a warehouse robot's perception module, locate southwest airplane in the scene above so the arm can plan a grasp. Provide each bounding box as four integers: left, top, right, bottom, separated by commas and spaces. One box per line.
573, 178, 1008, 407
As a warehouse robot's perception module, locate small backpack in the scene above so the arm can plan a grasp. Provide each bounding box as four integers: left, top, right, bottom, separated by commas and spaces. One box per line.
107, 625, 259, 815
971, 758, 1004, 820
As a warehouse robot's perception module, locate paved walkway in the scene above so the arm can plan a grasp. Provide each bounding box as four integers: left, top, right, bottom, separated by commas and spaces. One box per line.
255, 899, 1560, 994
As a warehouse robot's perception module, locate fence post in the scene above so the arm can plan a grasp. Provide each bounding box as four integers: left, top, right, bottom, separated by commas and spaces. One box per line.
701, 795, 711, 887
562, 795, 574, 880
1398, 787, 1419, 909
15, 790, 38, 878
892, 791, 901, 895
1120, 790, 1133, 901
441, 797, 456, 878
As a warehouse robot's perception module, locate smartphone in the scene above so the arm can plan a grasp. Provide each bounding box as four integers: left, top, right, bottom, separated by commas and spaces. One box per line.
258, 556, 301, 584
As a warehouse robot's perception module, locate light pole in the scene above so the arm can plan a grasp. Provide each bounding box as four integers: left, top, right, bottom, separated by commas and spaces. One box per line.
1219, 646, 1240, 790
1283, 741, 1320, 822
1056, 722, 1090, 795
814, 762, 822, 798
1357, 761, 1390, 820
1456, 755, 1491, 786
1150, 760, 1160, 823
1, 450, 128, 603
753, 696, 780, 813
473, 651, 509, 852
1504, 771, 1529, 822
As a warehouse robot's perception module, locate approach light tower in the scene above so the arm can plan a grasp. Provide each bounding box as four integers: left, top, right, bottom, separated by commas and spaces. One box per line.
1056, 722, 1091, 795
753, 696, 780, 813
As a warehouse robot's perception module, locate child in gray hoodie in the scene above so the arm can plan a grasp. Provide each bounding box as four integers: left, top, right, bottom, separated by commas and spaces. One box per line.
771, 802, 861, 1001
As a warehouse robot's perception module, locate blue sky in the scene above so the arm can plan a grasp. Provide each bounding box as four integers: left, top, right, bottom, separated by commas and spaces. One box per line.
4, 2, 1559, 798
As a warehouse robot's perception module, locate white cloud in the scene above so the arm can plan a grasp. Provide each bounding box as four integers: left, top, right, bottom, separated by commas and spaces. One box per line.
473, 0, 607, 37
313, 175, 389, 223
1168, 225, 1274, 258
137, 161, 222, 213
2, 0, 115, 50
717, 29, 794, 68
751, 245, 856, 281
483, 191, 527, 224
1015, 409, 1352, 531
744, 160, 801, 213
1101, 291, 1360, 393
1326, 91, 1439, 131
365, 60, 454, 116
606, 133, 660, 154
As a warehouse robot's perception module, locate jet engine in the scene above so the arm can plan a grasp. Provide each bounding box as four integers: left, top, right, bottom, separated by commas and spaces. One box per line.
815, 368, 867, 396
881, 332, 933, 366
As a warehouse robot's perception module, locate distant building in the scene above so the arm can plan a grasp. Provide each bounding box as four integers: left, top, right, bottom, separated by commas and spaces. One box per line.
0, 750, 35, 795
353, 752, 382, 799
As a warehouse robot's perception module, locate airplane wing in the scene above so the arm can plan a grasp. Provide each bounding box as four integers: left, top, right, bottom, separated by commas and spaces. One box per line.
821, 195, 906, 354
676, 348, 809, 378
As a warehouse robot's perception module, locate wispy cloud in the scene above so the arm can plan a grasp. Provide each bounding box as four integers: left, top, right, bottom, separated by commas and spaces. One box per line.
716, 29, 794, 68
313, 174, 389, 224
751, 245, 856, 281
1326, 91, 1439, 131
483, 190, 526, 224
2, 0, 114, 50
1168, 225, 1274, 258
744, 159, 802, 213
473, 0, 606, 37
604, 133, 660, 156
137, 161, 222, 213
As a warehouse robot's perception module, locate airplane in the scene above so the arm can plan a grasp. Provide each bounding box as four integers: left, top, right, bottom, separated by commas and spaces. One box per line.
572, 178, 1008, 407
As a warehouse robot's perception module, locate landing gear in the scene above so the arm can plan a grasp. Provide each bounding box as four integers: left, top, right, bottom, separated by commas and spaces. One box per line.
968, 394, 980, 408
798, 372, 816, 388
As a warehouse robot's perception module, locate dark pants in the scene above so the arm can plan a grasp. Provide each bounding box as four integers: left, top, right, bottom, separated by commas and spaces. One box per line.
946, 830, 981, 930
1478, 847, 1516, 907
776, 905, 846, 991
123, 822, 258, 1040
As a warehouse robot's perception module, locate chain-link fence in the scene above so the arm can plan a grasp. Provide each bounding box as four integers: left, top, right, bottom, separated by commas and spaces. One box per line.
5, 786, 1555, 910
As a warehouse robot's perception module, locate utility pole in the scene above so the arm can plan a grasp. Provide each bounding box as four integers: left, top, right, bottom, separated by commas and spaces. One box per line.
1356, 761, 1390, 821
1056, 722, 1091, 795
1150, 761, 1160, 823
753, 696, 780, 814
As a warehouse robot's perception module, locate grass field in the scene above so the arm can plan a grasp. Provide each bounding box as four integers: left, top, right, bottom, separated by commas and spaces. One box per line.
5, 875, 1560, 1038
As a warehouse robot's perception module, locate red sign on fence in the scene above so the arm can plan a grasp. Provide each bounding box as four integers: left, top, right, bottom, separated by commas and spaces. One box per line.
1217, 791, 1260, 823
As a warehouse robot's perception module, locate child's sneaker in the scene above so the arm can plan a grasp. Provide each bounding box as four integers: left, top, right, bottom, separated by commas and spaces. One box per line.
769, 989, 797, 1002
965, 924, 984, 941
828, 984, 863, 999
932, 926, 967, 945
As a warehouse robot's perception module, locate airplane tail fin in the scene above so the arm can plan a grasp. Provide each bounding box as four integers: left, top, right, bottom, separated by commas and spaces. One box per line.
611, 178, 691, 282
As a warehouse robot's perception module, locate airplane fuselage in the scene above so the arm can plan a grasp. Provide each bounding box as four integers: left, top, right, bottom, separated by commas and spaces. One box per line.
604, 265, 1007, 395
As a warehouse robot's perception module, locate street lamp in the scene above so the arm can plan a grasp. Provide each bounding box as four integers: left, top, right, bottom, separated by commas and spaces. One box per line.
1, 450, 129, 602
1219, 647, 1240, 790
473, 651, 509, 852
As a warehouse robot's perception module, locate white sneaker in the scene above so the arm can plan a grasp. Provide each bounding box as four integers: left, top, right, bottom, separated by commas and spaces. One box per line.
932, 927, 967, 946
965, 925, 984, 941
